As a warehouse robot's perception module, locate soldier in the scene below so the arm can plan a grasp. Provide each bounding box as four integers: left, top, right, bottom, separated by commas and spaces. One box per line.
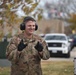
6, 16, 50, 75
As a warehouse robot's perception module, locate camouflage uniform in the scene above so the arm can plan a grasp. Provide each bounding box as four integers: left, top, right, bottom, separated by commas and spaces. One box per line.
6, 33, 50, 75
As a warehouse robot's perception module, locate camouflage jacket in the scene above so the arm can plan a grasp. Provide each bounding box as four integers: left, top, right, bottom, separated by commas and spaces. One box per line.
6, 33, 50, 75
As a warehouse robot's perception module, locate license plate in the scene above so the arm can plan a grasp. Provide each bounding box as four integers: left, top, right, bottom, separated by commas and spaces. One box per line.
52, 50, 57, 53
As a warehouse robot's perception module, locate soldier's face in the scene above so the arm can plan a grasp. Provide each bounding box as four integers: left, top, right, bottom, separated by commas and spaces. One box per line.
25, 21, 36, 35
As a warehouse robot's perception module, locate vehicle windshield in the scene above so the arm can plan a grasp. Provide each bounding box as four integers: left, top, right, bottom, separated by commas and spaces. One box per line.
69, 34, 76, 39
45, 35, 66, 40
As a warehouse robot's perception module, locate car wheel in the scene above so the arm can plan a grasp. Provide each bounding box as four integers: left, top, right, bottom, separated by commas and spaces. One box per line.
65, 52, 70, 58
70, 45, 74, 51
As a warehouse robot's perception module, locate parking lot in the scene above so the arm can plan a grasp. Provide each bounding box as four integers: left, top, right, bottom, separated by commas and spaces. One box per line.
70, 47, 76, 58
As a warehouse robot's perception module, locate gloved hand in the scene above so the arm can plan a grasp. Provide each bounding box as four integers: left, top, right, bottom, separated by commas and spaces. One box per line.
18, 39, 27, 51
34, 41, 43, 52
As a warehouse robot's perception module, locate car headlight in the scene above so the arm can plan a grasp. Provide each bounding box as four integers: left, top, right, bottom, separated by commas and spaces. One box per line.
62, 43, 67, 48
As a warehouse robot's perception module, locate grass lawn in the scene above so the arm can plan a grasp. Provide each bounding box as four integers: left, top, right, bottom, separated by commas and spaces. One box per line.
0, 61, 74, 75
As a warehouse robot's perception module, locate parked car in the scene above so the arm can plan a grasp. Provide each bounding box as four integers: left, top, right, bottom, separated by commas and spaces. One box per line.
44, 33, 70, 58
68, 34, 76, 51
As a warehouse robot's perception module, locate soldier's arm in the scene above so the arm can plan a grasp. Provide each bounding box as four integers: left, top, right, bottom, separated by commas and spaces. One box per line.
38, 40, 50, 60
6, 36, 21, 62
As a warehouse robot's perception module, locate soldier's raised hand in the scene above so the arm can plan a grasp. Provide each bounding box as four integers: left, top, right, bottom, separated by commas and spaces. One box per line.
17, 39, 27, 51
34, 41, 43, 52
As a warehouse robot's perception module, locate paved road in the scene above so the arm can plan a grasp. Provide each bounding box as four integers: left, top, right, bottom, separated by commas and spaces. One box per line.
0, 59, 11, 67
70, 47, 76, 58
0, 47, 76, 67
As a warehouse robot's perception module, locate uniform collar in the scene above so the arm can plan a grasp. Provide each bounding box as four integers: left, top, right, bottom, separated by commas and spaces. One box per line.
18, 33, 36, 43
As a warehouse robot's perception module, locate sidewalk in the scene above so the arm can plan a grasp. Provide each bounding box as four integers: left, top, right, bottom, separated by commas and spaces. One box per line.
0, 59, 11, 67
